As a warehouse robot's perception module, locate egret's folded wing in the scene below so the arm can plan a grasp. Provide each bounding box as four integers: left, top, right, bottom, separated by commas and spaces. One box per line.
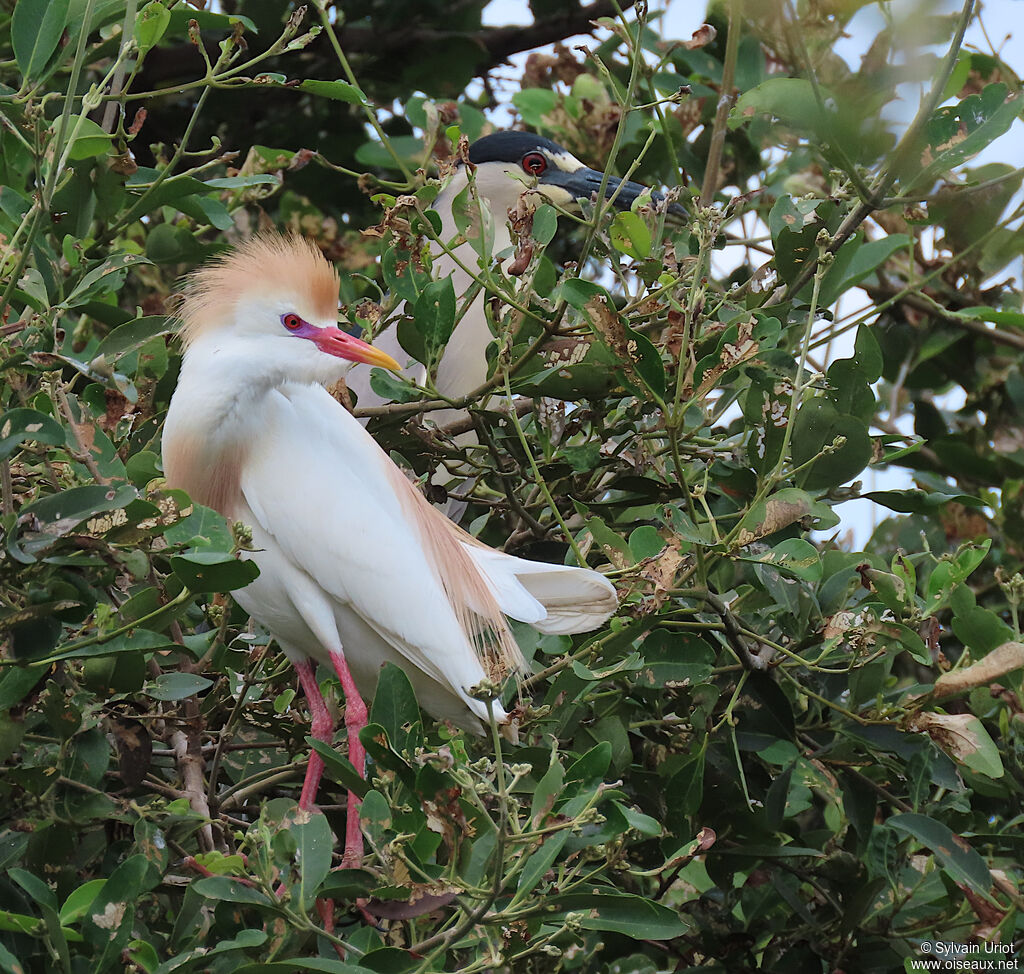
239, 385, 484, 692
240, 384, 522, 702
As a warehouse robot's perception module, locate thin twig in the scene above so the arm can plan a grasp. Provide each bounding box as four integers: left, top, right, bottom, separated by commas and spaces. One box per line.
699, 0, 741, 207
52, 381, 108, 485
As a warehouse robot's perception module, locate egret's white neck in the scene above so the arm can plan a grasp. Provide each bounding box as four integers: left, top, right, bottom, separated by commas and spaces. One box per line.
162, 333, 346, 514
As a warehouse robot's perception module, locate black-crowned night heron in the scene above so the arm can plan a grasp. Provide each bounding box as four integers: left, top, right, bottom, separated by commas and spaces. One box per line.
344, 131, 683, 416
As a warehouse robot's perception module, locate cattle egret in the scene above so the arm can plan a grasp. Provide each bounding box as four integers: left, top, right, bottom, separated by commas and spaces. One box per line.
161, 234, 618, 863
344, 130, 684, 416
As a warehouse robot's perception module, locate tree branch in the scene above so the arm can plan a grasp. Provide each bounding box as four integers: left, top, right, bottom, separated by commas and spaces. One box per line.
132, 3, 618, 94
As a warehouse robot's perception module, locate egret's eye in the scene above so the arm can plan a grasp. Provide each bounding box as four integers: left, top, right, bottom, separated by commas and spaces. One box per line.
521, 152, 547, 176
281, 313, 304, 331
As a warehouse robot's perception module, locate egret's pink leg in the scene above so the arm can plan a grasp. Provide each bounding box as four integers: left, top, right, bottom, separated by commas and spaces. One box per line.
293, 658, 334, 810
328, 651, 368, 867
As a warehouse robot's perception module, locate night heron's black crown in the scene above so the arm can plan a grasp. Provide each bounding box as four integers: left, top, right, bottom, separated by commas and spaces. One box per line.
467, 131, 569, 165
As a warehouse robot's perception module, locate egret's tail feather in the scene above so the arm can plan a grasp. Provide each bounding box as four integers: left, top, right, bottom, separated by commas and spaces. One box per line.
464, 546, 618, 635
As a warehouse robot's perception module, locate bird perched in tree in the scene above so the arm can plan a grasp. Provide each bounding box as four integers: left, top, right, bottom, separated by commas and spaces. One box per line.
343, 130, 684, 416
161, 234, 618, 863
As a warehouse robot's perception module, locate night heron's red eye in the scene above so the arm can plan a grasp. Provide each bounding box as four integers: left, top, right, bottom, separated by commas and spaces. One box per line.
282, 313, 303, 331
521, 152, 547, 176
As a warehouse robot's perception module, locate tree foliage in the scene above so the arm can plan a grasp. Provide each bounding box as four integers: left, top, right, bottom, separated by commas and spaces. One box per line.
0, 0, 1022, 971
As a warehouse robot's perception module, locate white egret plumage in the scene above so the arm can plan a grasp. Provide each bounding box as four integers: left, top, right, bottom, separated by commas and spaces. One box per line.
160, 234, 618, 863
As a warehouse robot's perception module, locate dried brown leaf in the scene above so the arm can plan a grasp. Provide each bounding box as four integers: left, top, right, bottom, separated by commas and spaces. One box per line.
933, 641, 1024, 699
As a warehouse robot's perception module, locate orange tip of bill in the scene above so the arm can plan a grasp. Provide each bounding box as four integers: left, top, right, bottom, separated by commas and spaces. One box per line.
313, 327, 402, 371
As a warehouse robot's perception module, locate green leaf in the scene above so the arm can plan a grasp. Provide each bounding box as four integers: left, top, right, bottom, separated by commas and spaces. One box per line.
169, 551, 260, 592
90, 316, 172, 366
282, 807, 333, 912
532, 203, 558, 245
395, 317, 427, 366
175, 193, 234, 232
62, 253, 152, 308
308, 740, 371, 798
666, 749, 706, 818
0, 408, 65, 461
12, 0, 70, 80
636, 631, 715, 690
863, 488, 984, 514
730, 77, 825, 130
315, 869, 376, 901
564, 741, 612, 788
558, 278, 608, 309
916, 83, 1020, 186
81, 854, 152, 966
742, 538, 822, 581
887, 813, 993, 899
609, 211, 652, 259
9, 484, 138, 564
512, 87, 557, 126
413, 277, 457, 366
46, 628, 179, 665
791, 399, 872, 490
629, 524, 665, 560
951, 604, 1015, 655
0, 909, 41, 936
162, 504, 234, 549
570, 653, 644, 682
143, 672, 214, 701
617, 802, 661, 836
165, 8, 259, 36
553, 891, 691, 939
955, 305, 1024, 328
563, 442, 601, 473
124, 940, 158, 971
369, 663, 420, 751
204, 175, 280, 191
159, 930, 271, 970
357, 950, 420, 974
583, 514, 631, 560
530, 752, 565, 826
357, 789, 392, 847
298, 79, 368, 104
368, 368, 424, 404
125, 169, 205, 211
64, 118, 114, 161
192, 876, 275, 907
514, 832, 569, 902
59, 879, 106, 925
8, 868, 56, 910
64, 727, 110, 788
924, 540, 992, 614
819, 234, 911, 307
134, 1, 171, 54
944, 715, 1004, 779
623, 325, 666, 398
854, 323, 884, 383
0, 667, 44, 709
0, 942, 25, 974
233, 961, 365, 974
144, 222, 203, 263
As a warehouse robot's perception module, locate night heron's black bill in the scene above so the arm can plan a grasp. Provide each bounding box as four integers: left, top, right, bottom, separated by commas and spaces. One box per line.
545, 166, 687, 222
